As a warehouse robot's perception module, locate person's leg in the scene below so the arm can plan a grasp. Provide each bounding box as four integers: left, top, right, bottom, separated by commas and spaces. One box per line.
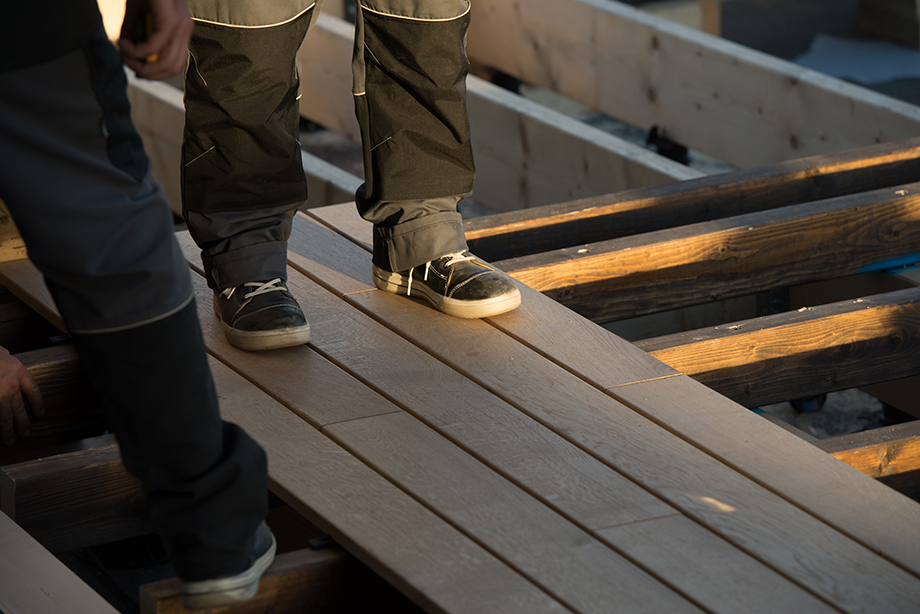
182, 0, 318, 349
351, 0, 520, 318
0, 24, 271, 607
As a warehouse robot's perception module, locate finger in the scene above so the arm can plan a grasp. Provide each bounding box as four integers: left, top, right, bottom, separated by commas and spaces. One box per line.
19, 370, 44, 418
9, 391, 30, 439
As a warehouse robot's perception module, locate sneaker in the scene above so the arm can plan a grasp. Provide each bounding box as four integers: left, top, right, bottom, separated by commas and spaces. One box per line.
213, 278, 310, 351
373, 251, 521, 319
181, 522, 276, 609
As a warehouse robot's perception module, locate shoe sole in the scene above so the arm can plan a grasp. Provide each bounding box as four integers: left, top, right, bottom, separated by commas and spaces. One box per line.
373, 266, 522, 319
181, 533, 277, 609
213, 296, 311, 351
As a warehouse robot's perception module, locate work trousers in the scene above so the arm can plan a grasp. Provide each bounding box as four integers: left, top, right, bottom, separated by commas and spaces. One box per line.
183, 0, 474, 290
0, 22, 267, 581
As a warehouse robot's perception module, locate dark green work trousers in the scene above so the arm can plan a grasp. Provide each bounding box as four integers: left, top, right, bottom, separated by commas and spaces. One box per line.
183, 0, 474, 290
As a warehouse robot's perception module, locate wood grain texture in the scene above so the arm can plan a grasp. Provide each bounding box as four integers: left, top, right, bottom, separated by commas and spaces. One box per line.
206, 356, 565, 614
466, 0, 920, 168
0, 510, 119, 614
291, 214, 920, 612
464, 137, 920, 261
0, 260, 62, 332
597, 514, 836, 614
499, 183, 920, 322
327, 412, 701, 614
610, 375, 920, 576
298, 207, 679, 387
636, 288, 920, 407
0, 442, 149, 553
139, 547, 424, 614
818, 421, 920, 478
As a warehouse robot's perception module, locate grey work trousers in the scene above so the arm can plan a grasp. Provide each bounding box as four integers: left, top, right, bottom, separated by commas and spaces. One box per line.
183, 0, 473, 290
0, 24, 267, 581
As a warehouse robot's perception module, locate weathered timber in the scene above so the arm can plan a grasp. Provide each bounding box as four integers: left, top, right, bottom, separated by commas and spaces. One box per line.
818, 421, 920, 478
818, 420, 920, 501
497, 183, 920, 322
633, 288, 920, 408
0, 510, 119, 614
465, 137, 920, 261
140, 546, 425, 614
0, 437, 151, 553
0, 199, 27, 264
0, 346, 107, 460
466, 0, 920, 168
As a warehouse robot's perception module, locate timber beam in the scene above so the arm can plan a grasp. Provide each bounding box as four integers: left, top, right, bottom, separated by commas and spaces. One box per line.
139, 546, 424, 614
634, 288, 920, 408
465, 136, 920, 261
0, 436, 151, 553
497, 182, 920, 322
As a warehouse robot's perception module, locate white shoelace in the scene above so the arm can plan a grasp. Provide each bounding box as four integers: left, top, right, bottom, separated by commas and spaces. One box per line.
221, 278, 286, 301
407, 252, 474, 296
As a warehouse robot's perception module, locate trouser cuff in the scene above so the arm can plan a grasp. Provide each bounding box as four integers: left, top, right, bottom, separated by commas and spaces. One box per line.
373, 211, 467, 272
204, 241, 289, 291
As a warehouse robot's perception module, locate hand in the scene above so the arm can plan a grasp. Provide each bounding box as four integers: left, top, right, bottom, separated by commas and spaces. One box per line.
117, 0, 194, 80
0, 347, 44, 446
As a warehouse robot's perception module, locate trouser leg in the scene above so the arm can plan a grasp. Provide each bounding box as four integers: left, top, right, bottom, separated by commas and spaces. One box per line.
352, 0, 474, 272
182, 8, 314, 291
0, 26, 267, 580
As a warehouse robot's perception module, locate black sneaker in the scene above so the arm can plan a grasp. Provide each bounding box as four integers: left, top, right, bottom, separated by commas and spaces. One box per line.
213, 278, 310, 351
181, 522, 276, 609
373, 251, 521, 318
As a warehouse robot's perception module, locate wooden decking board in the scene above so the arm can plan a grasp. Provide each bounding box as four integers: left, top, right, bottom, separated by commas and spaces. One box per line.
0, 510, 119, 614
462, 136, 920, 261
288, 214, 920, 612
276, 234, 862, 613
175, 239, 715, 612
497, 182, 920, 322
297, 209, 679, 387
611, 376, 920, 575
326, 412, 703, 614
633, 288, 920, 407
596, 514, 838, 614
0, 258, 565, 613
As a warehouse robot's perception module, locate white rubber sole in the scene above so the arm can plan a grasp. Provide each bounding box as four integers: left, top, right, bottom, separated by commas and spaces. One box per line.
213, 295, 310, 351
181, 533, 277, 609
373, 266, 521, 319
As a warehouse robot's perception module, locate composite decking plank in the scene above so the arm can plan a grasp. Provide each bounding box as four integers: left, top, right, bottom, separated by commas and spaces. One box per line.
325, 412, 702, 614
206, 356, 566, 614
0, 255, 564, 614
176, 235, 706, 613
299, 208, 920, 610
0, 510, 119, 614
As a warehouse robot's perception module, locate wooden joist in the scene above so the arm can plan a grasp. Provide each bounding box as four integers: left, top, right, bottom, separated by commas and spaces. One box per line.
0, 510, 119, 614
466, 0, 920, 168
140, 546, 424, 614
634, 288, 920, 408
464, 136, 920, 261
0, 436, 150, 553
0, 345, 107, 453
496, 182, 920, 322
